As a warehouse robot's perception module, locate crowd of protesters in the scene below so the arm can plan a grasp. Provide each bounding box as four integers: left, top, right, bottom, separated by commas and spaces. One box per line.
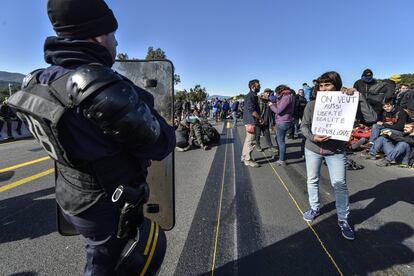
0, 98, 22, 140
239, 69, 414, 240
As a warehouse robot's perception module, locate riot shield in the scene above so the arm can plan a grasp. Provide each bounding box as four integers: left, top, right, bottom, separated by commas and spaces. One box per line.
112, 60, 175, 230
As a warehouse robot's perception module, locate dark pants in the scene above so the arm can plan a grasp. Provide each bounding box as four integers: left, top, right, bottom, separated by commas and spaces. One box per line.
288, 117, 300, 138
62, 200, 128, 276
255, 124, 274, 148
0, 119, 12, 137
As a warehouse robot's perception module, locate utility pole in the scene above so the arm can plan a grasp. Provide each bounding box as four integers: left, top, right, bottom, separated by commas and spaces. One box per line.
8, 83, 12, 97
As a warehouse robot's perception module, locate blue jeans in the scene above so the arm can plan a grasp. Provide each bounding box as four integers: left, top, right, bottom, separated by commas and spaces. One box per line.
275, 122, 291, 161
369, 124, 403, 143
305, 148, 349, 221
370, 136, 412, 164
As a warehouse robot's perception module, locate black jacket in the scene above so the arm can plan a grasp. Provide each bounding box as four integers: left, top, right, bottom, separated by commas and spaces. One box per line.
353, 78, 394, 114
243, 91, 260, 125
388, 132, 414, 165
381, 106, 408, 131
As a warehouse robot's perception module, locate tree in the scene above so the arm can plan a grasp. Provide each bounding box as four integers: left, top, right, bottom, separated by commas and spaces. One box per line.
175, 90, 188, 102
116, 52, 130, 60
233, 93, 246, 100
401, 74, 414, 86
188, 85, 208, 103
145, 47, 166, 60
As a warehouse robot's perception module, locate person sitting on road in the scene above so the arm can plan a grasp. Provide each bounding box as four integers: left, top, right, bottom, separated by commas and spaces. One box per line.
186, 110, 210, 151
301, 71, 377, 240
175, 120, 191, 152
368, 100, 408, 145
363, 122, 414, 167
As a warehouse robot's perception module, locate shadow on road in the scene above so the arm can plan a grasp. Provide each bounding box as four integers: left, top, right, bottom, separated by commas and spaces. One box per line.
203, 217, 413, 276
321, 177, 414, 225
0, 187, 56, 244
0, 171, 15, 182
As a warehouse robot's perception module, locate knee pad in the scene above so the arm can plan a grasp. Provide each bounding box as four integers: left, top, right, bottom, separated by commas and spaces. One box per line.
116, 218, 166, 276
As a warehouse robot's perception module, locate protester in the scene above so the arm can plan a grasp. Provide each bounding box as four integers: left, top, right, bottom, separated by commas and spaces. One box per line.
395, 83, 411, 106
269, 85, 295, 166
368, 100, 408, 144
288, 89, 305, 139
0, 100, 14, 139
400, 86, 414, 121
212, 98, 221, 122
222, 99, 230, 120
311, 79, 319, 101
174, 99, 184, 122
231, 99, 240, 128
301, 71, 377, 240
175, 120, 191, 152
241, 79, 262, 168
353, 68, 394, 115
302, 82, 312, 101
366, 122, 414, 167
256, 89, 277, 152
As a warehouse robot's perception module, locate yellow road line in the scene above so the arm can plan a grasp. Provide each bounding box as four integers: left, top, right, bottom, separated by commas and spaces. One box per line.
0, 156, 50, 173
144, 221, 155, 255
211, 127, 229, 275
263, 154, 344, 276
0, 168, 54, 193
140, 223, 159, 276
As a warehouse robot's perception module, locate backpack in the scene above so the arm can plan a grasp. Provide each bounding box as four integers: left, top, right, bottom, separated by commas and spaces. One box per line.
366, 81, 388, 104
201, 122, 220, 144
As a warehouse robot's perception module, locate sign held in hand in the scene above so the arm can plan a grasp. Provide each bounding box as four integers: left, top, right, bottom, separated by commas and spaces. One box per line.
312, 91, 359, 141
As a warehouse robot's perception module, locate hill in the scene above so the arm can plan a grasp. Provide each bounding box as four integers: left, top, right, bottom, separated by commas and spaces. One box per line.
0, 71, 25, 83
0, 80, 22, 89
208, 94, 231, 100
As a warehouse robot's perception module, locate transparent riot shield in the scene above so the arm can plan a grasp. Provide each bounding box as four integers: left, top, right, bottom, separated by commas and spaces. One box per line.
113, 60, 175, 230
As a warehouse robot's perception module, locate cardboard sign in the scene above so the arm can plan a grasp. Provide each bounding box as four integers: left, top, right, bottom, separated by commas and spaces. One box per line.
311, 91, 359, 141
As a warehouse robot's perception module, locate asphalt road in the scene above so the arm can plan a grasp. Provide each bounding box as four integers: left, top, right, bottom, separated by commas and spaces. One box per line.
1, 122, 414, 276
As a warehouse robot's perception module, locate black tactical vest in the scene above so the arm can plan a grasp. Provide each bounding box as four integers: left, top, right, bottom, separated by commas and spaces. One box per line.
8, 70, 107, 214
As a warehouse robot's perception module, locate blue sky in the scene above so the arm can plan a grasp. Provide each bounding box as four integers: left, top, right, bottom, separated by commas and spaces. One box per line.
1, 0, 413, 96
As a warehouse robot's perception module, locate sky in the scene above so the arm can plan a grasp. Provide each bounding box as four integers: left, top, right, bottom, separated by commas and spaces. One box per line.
1, 0, 413, 96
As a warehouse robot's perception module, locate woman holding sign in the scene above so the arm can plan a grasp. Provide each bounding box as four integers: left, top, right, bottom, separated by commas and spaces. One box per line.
301, 71, 377, 240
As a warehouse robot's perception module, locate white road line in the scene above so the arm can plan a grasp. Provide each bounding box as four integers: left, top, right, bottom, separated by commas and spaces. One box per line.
231, 128, 239, 276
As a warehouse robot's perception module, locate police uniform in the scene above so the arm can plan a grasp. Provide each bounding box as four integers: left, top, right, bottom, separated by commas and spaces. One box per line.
8, 1, 175, 275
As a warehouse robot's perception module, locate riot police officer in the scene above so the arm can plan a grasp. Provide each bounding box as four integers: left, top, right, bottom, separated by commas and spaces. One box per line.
8, 0, 175, 275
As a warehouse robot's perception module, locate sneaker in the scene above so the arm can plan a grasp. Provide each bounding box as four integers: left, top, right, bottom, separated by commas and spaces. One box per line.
176, 145, 191, 152
256, 145, 263, 152
303, 209, 320, 222
398, 163, 410, 168
338, 220, 355, 240
376, 159, 391, 167
276, 160, 286, 166
244, 160, 260, 168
